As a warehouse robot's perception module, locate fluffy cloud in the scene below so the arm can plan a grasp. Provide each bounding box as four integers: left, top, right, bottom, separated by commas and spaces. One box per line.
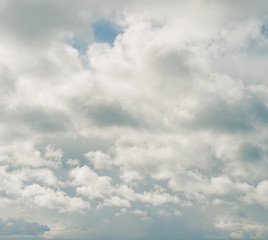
1, 0, 268, 239
215, 214, 268, 239
0, 142, 63, 168
70, 166, 113, 200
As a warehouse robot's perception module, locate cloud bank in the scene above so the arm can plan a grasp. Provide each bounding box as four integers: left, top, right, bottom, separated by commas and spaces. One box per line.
1, 0, 268, 239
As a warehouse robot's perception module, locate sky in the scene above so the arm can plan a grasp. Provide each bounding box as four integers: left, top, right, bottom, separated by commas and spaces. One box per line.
1, 0, 268, 239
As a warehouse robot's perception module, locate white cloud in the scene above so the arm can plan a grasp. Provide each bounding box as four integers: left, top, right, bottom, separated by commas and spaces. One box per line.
0, 142, 63, 168
70, 166, 112, 200
66, 158, 80, 166
243, 180, 268, 209
85, 151, 114, 170
215, 215, 268, 240
22, 184, 90, 213
1, 0, 268, 239
0, 166, 90, 215
131, 209, 147, 217
101, 196, 131, 208
116, 185, 181, 207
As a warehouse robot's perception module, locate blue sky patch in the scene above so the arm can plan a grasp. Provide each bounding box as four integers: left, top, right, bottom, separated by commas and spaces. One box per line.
66, 38, 88, 55
92, 20, 122, 44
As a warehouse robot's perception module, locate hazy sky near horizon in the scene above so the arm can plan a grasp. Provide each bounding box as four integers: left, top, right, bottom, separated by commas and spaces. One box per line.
1, 0, 268, 239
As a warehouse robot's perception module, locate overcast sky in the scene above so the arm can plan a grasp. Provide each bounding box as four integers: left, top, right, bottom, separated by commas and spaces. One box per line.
1, 0, 268, 239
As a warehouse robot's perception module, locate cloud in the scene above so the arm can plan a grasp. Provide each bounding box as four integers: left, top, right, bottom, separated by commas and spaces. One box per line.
0, 0, 89, 45
116, 185, 182, 207
0, 218, 49, 236
13, 106, 70, 133
215, 214, 268, 240
22, 184, 90, 213
0, 142, 63, 168
101, 196, 131, 208
70, 166, 113, 200
131, 209, 147, 217
243, 180, 268, 209
86, 101, 141, 127
1, 0, 268, 239
85, 151, 114, 170
0, 165, 90, 215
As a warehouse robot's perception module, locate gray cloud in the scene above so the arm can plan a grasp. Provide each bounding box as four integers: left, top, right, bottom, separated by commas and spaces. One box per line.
0, 106, 71, 138
88, 101, 141, 127
0, 218, 49, 236
1, 0, 268, 240
15, 107, 70, 133
239, 143, 263, 162
72, 98, 142, 128
0, 66, 16, 97
152, 50, 192, 79
185, 94, 268, 133
189, 98, 254, 133
0, 0, 87, 43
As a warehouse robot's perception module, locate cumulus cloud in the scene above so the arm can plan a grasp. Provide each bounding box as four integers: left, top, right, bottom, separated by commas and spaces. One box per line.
1, 0, 268, 239
0, 142, 63, 168
214, 214, 268, 239
85, 150, 114, 170
70, 166, 113, 200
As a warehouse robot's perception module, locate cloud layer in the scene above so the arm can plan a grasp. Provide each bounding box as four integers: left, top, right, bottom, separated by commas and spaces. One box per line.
1, 0, 268, 239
